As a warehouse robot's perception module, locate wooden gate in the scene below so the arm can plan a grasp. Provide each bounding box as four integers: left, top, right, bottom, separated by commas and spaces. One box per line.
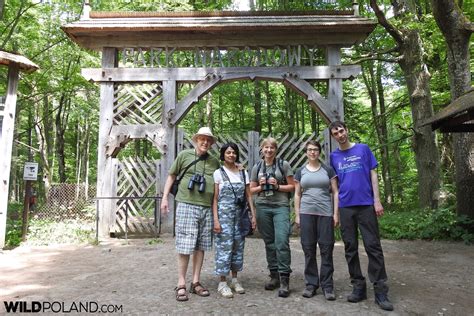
113, 157, 160, 235
112, 130, 323, 236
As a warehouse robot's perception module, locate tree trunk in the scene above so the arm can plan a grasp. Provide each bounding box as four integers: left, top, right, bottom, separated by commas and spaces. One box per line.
399, 30, 440, 209
35, 95, 52, 194
265, 81, 272, 134
432, 0, 474, 218
376, 62, 394, 204
370, 0, 441, 209
254, 81, 262, 133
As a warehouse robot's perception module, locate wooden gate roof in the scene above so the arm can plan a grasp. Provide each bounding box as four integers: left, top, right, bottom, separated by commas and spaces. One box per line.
62, 10, 377, 50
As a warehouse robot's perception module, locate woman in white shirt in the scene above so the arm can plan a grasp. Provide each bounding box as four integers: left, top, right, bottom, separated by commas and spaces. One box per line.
212, 142, 256, 298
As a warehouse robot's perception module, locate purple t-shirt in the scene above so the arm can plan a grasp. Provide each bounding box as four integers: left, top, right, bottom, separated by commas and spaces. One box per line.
330, 143, 377, 207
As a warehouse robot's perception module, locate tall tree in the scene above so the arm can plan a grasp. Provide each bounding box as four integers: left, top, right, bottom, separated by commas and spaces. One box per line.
431, 0, 473, 218
369, 0, 441, 209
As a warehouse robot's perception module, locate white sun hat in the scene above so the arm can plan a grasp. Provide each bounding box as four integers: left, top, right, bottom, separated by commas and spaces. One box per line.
192, 126, 217, 145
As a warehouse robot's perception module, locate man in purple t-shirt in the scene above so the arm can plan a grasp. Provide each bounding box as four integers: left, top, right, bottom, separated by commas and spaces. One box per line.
329, 121, 393, 311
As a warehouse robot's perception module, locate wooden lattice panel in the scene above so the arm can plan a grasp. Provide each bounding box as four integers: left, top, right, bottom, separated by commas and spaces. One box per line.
115, 157, 159, 235
180, 131, 321, 170
113, 83, 163, 125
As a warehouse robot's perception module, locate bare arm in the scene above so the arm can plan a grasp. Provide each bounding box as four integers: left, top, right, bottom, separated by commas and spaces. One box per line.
212, 183, 221, 233
246, 184, 257, 230
370, 169, 384, 217
160, 174, 176, 214
294, 181, 302, 228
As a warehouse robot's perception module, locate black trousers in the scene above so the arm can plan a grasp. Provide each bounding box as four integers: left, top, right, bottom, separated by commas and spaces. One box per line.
300, 214, 335, 290
340, 205, 388, 285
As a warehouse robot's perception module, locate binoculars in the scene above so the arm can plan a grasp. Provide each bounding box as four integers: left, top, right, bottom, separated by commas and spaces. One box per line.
188, 174, 206, 193
261, 173, 275, 196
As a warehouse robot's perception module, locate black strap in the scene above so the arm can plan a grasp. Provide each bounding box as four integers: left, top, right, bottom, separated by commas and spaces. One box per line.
176, 155, 206, 182
257, 158, 287, 185
220, 167, 245, 201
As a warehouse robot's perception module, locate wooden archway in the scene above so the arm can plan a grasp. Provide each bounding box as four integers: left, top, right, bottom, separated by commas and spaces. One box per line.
63, 7, 376, 236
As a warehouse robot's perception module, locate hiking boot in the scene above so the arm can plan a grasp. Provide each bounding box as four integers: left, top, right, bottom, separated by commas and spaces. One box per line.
278, 273, 290, 298
302, 285, 317, 298
375, 293, 394, 311
230, 278, 245, 294
374, 282, 393, 311
323, 288, 336, 301
347, 280, 367, 303
265, 271, 280, 290
217, 282, 233, 298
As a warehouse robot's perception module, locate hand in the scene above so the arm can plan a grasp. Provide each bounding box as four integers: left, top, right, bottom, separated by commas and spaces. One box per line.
333, 214, 340, 228
251, 217, 257, 230
213, 221, 222, 233
259, 177, 267, 186
160, 198, 169, 215
268, 177, 278, 186
374, 201, 384, 217
295, 214, 300, 229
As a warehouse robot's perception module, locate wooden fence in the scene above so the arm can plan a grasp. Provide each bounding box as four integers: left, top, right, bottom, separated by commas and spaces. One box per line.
113, 130, 325, 235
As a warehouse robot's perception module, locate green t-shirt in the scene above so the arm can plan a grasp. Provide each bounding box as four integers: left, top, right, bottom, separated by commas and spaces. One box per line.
169, 149, 220, 207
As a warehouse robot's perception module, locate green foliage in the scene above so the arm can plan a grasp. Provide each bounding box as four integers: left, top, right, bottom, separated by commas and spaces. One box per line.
26, 218, 96, 246
379, 206, 474, 244
5, 219, 22, 248
147, 238, 164, 245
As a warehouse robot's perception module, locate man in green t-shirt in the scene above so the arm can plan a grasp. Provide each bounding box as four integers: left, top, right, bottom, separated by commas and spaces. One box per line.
161, 127, 220, 302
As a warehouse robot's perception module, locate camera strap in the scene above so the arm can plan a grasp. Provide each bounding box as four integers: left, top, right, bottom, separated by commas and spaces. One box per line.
176, 155, 205, 183
219, 167, 245, 201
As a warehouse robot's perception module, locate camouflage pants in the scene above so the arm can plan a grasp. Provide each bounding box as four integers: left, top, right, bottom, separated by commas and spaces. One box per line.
214, 180, 246, 276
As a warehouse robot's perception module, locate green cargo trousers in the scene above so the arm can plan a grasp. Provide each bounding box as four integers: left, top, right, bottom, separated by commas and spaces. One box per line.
256, 204, 292, 274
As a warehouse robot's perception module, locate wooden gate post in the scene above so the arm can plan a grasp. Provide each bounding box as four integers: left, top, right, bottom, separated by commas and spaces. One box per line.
96, 47, 117, 238
159, 80, 177, 234
326, 45, 344, 155
247, 131, 260, 170
0, 63, 19, 248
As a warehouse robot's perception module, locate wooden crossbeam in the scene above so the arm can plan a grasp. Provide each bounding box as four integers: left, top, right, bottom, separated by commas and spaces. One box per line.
82, 65, 361, 82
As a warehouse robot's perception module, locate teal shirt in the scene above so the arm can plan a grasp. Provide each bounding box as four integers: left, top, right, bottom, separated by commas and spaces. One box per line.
169, 149, 220, 207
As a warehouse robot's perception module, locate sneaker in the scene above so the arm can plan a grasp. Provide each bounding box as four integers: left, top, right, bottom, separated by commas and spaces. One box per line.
302, 285, 317, 298
375, 293, 394, 311
323, 288, 336, 301
218, 282, 233, 298
230, 279, 245, 294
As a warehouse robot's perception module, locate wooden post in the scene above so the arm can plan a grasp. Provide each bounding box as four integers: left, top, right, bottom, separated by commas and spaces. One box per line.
160, 80, 177, 234
247, 131, 260, 170
96, 47, 117, 238
21, 180, 32, 241
0, 63, 20, 248
326, 46, 344, 154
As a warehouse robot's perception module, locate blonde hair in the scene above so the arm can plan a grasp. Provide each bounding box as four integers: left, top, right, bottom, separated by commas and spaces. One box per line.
260, 137, 278, 150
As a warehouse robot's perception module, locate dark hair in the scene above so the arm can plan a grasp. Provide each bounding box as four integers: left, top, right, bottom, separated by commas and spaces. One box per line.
328, 120, 347, 132
304, 140, 322, 152
220, 142, 240, 162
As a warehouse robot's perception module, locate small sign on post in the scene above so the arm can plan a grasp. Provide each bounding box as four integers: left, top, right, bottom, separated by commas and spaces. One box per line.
23, 162, 38, 181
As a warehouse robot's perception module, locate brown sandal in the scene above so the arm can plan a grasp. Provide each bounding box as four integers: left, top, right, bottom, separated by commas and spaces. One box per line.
189, 282, 210, 297
175, 285, 189, 302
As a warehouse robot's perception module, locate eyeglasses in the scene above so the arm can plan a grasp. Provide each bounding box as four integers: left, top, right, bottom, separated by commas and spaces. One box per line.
306, 148, 320, 152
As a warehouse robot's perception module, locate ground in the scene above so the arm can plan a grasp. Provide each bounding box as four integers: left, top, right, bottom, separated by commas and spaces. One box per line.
1, 235, 473, 315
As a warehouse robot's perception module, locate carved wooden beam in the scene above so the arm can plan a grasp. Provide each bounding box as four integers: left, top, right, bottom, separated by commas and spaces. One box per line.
170, 74, 222, 125
82, 65, 361, 82
105, 124, 166, 157
283, 74, 338, 123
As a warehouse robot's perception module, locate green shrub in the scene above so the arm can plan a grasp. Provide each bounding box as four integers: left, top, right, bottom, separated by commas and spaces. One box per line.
379, 206, 474, 244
